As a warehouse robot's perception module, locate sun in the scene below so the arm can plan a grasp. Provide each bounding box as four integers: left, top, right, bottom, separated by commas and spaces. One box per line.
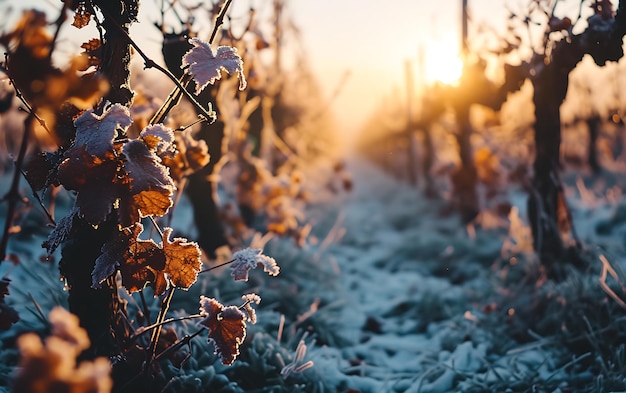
423, 37, 464, 85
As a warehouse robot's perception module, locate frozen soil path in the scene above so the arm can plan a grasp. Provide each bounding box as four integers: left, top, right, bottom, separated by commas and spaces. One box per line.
303, 157, 575, 393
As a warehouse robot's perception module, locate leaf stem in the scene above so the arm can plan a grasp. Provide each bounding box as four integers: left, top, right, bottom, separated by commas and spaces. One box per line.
97, 7, 216, 122
132, 313, 203, 340
147, 287, 175, 364
19, 169, 56, 227
198, 258, 235, 275
148, 216, 164, 238
153, 328, 204, 362
148, 0, 236, 126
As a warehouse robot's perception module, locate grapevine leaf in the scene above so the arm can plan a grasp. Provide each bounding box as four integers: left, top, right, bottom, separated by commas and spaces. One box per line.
92, 227, 135, 289
43, 206, 79, 254
24, 151, 63, 191
199, 296, 246, 365
112, 224, 168, 295
80, 38, 102, 70
119, 237, 167, 295
122, 139, 175, 219
161, 132, 210, 181
230, 248, 279, 281
57, 143, 121, 226
71, 3, 91, 29
72, 103, 132, 160
75, 170, 120, 224
182, 38, 247, 94
140, 124, 175, 155
92, 224, 168, 294
241, 293, 261, 324
161, 227, 202, 289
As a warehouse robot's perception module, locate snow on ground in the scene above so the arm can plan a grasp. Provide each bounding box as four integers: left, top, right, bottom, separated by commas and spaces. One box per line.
295, 156, 626, 392
2, 154, 626, 392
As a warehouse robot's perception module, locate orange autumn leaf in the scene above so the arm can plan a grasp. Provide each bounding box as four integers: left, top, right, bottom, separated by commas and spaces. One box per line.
161, 227, 202, 289
122, 139, 175, 219
72, 3, 92, 29
92, 224, 168, 295
199, 296, 246, 365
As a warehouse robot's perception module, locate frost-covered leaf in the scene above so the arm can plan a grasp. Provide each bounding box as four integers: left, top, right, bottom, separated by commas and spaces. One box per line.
241, 293, 261, 324
199, 296, 246, 365
92, 224, 167, 294
92, 227, 134, 289
57, 147, 120, 226
74, 162, 120, 224
161, 227, 202, 289
182, 38, 247, 94
43, 206, 79, 254
122, 139, 175, 218
73, 103, 132, 159
118, 225, 167, 295
120, 236, 167, 295
230, 248, 279, 281
140, 124, 175, 155
24, 151, 63, 191
161, 132, 210, 181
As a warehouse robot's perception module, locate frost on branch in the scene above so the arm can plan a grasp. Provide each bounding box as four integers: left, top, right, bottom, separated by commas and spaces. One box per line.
199, 296, 246, 365
230, 248, 279, 281
182, 38, 247, 94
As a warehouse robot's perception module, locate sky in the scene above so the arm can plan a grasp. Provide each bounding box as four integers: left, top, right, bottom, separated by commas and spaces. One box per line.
8, 0, 607, 138
286, 0, 510, 135
4, 1, 512, 138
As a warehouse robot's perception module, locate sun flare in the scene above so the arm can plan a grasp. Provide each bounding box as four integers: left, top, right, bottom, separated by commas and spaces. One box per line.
423, 37, 464, 85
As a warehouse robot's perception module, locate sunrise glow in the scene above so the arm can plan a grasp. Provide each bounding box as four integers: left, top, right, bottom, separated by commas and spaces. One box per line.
424, 37, 464, 85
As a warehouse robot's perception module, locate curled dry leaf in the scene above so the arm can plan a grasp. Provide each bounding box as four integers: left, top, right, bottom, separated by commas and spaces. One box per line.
199, 296, 246, 365
161, 227, 202, 290
92, 224, 167, 295
122, 139, 175, 219
230, 248, 279, 281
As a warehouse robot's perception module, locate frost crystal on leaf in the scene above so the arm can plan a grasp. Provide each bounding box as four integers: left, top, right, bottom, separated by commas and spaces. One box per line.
241, 293, 261, 324
43, 206, 79, 254
199, 296, 246, 365
182, 38, 247, 94
161, 227, 202, 290
140, 124, 176, 155
122, 139, 175, 219
230, 248, 279, 281
73, 103, 132, 159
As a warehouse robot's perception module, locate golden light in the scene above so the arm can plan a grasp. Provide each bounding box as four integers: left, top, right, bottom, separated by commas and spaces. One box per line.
423, 37, 464, 85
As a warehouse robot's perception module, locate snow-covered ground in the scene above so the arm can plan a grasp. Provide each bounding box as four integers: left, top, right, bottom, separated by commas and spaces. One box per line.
2, 155, 626, 392
287, 157, 626, 392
